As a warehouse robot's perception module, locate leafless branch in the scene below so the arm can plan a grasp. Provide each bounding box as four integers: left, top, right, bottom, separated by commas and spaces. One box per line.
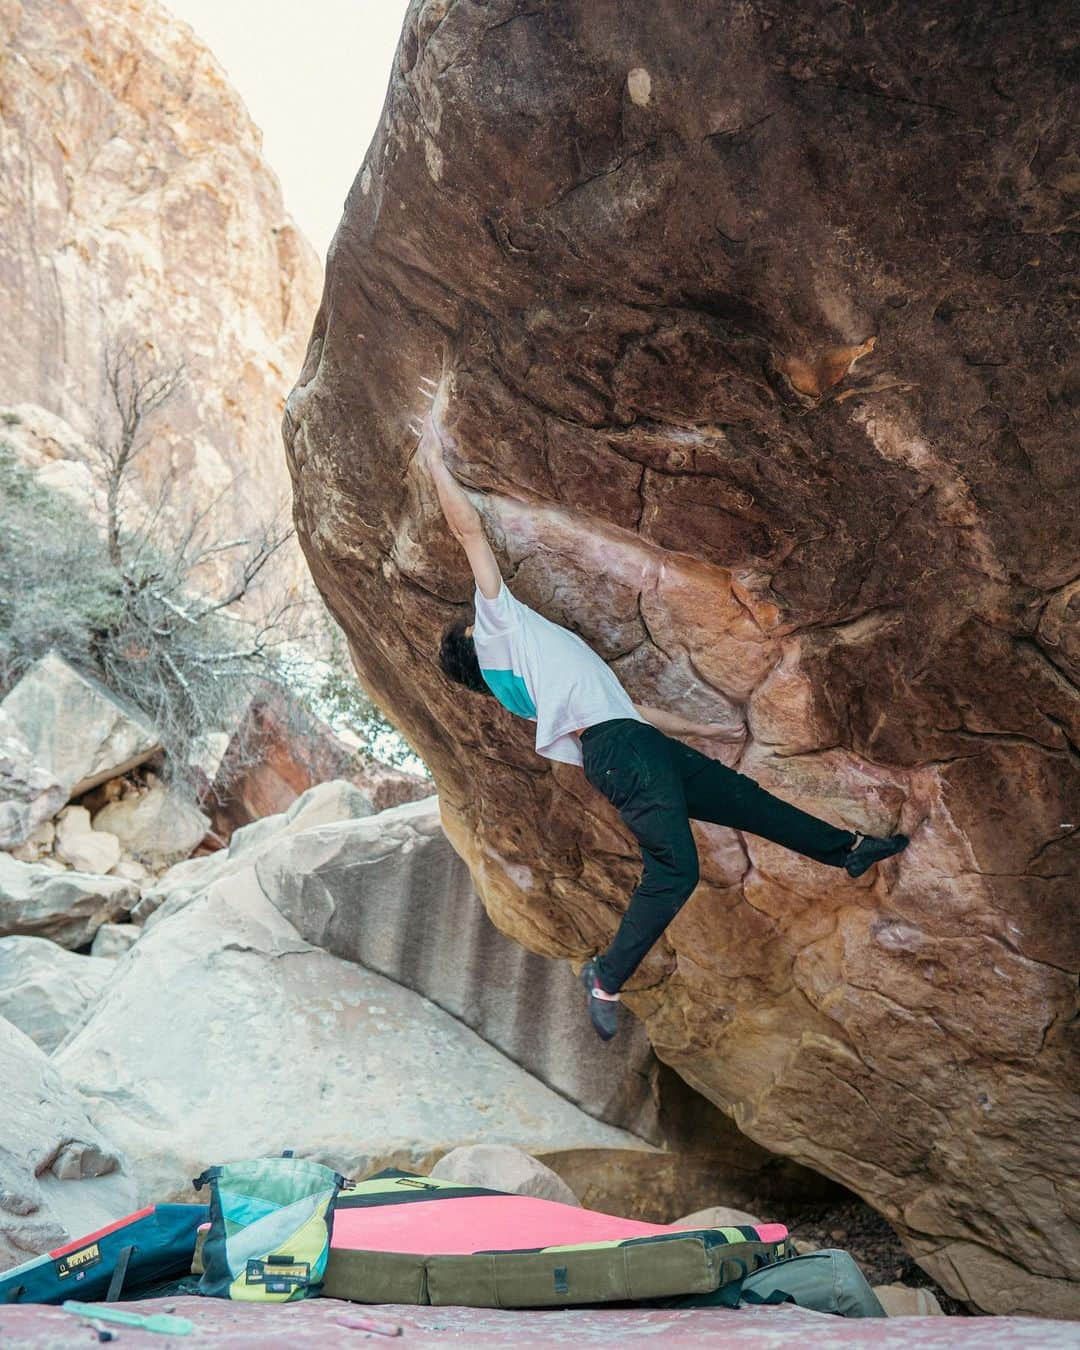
86, 340, 186, 568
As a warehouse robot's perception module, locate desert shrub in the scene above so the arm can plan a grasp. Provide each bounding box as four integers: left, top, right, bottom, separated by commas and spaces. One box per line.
310, 623, 428, 774
0, 444, 120, 688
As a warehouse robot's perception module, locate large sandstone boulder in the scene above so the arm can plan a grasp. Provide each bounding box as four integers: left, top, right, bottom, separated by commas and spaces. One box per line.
0, 936, 113, 1052
226, 794, 717, 1147
0, 653, 159, 798
0, 709, 66, 849
284, 0, 1079, 1317
0, 1017, 135, 1271
53, 874, 645, 1204
0, 0, 321, 604
0, 852, 138, 948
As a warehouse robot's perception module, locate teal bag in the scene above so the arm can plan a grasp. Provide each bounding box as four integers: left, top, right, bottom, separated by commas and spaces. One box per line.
741, 1249, 887, 1317
661, 1246, 884, 1318
193, 1152, 345, 1302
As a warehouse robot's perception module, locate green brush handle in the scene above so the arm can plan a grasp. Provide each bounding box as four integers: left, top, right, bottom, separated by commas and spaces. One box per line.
62, 1301, 194, 1334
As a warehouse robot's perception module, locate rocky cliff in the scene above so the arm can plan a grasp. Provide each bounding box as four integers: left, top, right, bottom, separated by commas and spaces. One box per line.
284, 0, 1079, 1317
0, 0, 321, 597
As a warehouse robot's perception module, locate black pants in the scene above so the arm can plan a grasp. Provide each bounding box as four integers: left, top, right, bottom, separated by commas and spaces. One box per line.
581, 719, 856, 993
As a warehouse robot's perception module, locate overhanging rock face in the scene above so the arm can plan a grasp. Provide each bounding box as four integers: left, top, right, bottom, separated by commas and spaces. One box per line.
284, 0, 1079, 1317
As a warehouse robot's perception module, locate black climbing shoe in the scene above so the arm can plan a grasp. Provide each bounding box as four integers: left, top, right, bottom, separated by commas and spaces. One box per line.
581, 960, 620, 1041
844, 833, 909, 878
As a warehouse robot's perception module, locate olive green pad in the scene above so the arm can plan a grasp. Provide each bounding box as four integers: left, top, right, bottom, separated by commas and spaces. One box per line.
325, 1238, 761, 1308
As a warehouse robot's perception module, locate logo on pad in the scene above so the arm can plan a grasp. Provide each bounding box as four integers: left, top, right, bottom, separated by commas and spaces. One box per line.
55, 1243, 102, 1279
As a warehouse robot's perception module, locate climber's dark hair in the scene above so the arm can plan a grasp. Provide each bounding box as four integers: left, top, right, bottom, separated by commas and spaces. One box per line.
439, 614, 491, 695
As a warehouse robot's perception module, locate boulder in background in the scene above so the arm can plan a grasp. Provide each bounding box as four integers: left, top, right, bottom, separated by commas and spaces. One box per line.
0, 652, 159, 798
431, 1145, 580, 1207
874, 1284, 946, 1317
0, 852, 137, 947
673, 1205, 764, 1230
89, 922, 140, 959
205, 689, 430, 845
91, 780, 209, 871
245, 794, 690, 1146
135, 778, 379, 922
53, 805, 121, 875
0, 710, 66, 850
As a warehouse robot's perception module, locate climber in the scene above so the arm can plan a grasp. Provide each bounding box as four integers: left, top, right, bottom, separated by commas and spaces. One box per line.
411, 377, 908, 1041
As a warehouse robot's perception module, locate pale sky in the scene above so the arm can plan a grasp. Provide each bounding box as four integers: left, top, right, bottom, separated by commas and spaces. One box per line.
163, 0, 411, 257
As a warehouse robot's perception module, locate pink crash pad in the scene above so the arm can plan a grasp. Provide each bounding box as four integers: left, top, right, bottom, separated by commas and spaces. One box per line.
331, 1190, 785, 1255
2, 1296, 1079, 1348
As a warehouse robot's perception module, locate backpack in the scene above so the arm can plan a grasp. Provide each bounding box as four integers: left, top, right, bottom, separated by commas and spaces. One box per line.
192, 1152, 345, 1302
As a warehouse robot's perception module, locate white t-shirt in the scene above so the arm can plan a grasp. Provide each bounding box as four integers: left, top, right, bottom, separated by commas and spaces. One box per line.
471, 582, 645, 767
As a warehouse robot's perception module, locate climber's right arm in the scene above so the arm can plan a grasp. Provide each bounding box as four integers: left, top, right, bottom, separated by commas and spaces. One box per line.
417, 412, 502, 600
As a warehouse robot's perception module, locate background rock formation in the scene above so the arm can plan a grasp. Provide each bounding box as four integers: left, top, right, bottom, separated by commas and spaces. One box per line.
0, 0, 321, 598
204, 690, 430, 843
284, 0, 1080, 1317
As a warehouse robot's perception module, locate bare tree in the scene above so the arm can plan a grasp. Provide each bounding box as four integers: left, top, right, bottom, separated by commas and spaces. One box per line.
67, 338, 322, 796
93, 340, 186, 568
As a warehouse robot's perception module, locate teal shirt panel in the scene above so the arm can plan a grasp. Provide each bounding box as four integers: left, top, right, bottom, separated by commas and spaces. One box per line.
480, 668, 537, 719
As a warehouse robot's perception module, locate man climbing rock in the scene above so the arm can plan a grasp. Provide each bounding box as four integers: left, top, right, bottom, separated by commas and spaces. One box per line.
412, 378, 908, 1041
